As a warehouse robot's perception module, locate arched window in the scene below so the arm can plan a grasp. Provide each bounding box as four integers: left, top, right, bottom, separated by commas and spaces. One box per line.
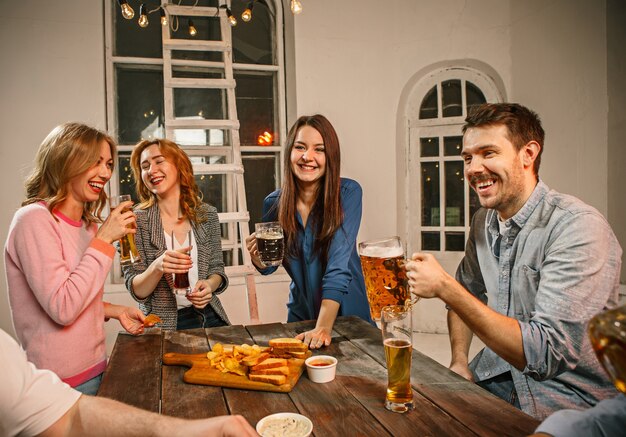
407, 66, 502, 274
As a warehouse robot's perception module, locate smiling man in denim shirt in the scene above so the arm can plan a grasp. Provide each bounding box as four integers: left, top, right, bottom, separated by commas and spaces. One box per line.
405, 103, 622, 420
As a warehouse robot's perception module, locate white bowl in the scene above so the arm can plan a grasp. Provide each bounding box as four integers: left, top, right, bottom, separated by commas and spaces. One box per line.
304, 355, 338, 383
256, 412, 313, 437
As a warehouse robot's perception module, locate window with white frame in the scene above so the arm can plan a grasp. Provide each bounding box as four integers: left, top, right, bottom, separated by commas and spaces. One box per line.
105, 0, 286, 281
408, 68, 502, 271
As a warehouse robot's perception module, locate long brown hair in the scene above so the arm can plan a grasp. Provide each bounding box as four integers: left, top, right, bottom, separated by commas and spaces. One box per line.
278, 114, 343, 265
130, 138, 204, 223
23, 122, 116, 224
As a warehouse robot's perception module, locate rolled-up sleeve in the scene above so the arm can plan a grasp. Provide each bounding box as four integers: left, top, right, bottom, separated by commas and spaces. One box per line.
520, 212, 621, 380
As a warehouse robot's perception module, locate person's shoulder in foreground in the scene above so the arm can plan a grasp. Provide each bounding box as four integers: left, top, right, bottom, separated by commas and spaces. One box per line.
0, 328, 258, 437
531, 394, 626, 437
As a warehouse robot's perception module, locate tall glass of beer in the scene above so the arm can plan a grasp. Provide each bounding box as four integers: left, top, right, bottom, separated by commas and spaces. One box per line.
255, 222, 284, 267
588, 304, 626, 394
171, 230, 192, 296
111, 194, 141, 266
358, 236, 409, 321
381, 305, 414, 413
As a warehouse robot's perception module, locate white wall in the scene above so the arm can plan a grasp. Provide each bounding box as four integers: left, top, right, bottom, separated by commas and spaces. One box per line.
1, 0, 623, 344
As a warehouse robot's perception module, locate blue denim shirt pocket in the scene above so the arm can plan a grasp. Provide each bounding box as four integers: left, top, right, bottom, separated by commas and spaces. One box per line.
511, 264, 540, 321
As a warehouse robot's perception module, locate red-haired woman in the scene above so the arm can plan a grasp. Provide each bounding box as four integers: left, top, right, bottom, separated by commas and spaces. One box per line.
246, 115, 373, 349
123, 139, 230, 330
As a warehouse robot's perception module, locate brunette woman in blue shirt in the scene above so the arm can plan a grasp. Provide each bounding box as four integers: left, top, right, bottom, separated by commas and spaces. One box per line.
246, 114, 373, 349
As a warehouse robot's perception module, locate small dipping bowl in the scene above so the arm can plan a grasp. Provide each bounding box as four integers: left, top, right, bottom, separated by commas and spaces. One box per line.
256, 412, 313, 437
304, 355, 338, 383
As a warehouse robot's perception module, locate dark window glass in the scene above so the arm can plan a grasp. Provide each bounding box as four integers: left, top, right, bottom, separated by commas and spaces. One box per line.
445, 232, 465, 251
118, 155, 138, 202
442, 80, 462, 117
469, 186, 481, 221
116, 66, 164, 144
466, 81, 487, 115
420, 137, 439, 157
422, 232, 440, 251
419, 86, 438, 119
243, 153, 278, 232
113, 3, 162, 58
235, 72, 276, 146
421, 162, 440, 226
443, 136, 463, 156
231, 2, 274, 64
445, 161, 465, 227
173, 83, 226, 121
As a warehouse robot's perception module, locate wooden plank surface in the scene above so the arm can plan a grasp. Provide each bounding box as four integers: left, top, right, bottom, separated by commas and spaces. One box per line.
161, 328, 228, 419
98, 331, 162, 412
333, 317, 540, 436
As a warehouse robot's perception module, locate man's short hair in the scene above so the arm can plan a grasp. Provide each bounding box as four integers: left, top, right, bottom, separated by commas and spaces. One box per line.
463, 103, 545, 176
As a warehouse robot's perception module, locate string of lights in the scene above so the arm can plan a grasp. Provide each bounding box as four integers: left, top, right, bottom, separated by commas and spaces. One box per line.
116, 0, 303, 34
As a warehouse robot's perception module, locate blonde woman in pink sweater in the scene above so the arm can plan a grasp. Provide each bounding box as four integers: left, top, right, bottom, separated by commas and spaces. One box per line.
4, 123, 147, 395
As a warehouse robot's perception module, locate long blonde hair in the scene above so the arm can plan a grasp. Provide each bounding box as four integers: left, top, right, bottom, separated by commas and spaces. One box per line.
23, 122, 116, 224
130, 139, 204, 223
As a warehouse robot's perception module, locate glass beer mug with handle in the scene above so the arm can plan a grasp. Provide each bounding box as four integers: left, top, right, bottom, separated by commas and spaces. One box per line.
381, 305, 414, 413
255, 222, 284, 267
358, 236, 409, 321
588, 303, 626, 394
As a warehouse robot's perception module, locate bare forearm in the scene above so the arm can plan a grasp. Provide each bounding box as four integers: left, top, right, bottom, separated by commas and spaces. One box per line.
131, 261, 164, 299
440, 277, 526, 370
315, 299, 340, 331
448, 309, 473, 367
207, 274, 223, 294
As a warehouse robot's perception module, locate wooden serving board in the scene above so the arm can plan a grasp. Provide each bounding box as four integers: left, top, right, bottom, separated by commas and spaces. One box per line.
162, 351, 311, 393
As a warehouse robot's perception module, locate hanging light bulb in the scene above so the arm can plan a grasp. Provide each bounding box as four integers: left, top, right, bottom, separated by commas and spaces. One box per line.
188, 19, 197, 36
138, 3, 149, 28
242, 1, 254, 22
226, 7, 237, 26
117, 0, 135, 20
290, 0, 303, 14
159, 7, 168, 26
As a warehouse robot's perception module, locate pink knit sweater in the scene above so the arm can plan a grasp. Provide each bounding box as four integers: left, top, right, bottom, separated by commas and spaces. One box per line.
4, 202, 115, 386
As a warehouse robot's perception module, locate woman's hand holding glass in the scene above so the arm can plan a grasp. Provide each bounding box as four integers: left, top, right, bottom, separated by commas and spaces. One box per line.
245, 233, 265, 269
96, 200, 136, 244
187, 279, 213, 309
156, 246, 193, 275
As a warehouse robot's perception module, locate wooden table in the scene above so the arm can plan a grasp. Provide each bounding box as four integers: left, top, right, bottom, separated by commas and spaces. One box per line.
98, 316, 539, 436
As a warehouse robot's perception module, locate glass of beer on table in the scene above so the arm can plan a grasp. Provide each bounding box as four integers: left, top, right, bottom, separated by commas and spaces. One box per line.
171, 230, 192, 295
255, 222, 284, 267
358, 236, 409, 321
381, 305, 414, 413
110, 194, 141, 266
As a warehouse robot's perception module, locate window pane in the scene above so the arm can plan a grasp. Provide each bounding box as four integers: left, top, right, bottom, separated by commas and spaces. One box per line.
243, 153, 278, 232
442, 79, 462, 117
466, 81, 487, 114
113, 3, 162, 58
235, 72, 276, 147
469, 186, 481, 221
445, 232, 465, 251
445, 161, 464, 226
421, 162, 440, 226
170, 15, 223, 62
443, 136, 463, 156
420, 137, 439, 157
196, 172, 226, 213
118, 155, 138, 202
419, 86, 438, 119
173, 129, 230, 147
232, 3, 274, 64
116, 66, 164, 144
422, 232, 440, 251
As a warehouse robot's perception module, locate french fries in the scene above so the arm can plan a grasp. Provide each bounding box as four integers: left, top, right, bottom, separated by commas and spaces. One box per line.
205, 338, 308, 385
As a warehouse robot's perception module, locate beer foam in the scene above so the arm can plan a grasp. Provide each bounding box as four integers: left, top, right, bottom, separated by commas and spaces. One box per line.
360, 245, 403, 258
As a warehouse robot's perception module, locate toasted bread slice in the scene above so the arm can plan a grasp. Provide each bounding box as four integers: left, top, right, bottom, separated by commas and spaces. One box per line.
269, 338, 308, 351
249, 366, 290, 376
241, 352, 270, 367
251, 358, 288, 371
249, 374, 287, 386
286, 350, 307, 359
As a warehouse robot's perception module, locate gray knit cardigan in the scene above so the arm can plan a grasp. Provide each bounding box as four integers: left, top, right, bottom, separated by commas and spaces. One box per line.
122, 202, 230, 330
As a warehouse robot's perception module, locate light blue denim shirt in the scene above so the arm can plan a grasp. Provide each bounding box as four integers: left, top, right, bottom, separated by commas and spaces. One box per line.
456, 181, 622, 419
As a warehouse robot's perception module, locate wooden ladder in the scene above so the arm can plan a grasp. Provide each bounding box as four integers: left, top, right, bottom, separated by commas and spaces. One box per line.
162, 3, 259, 324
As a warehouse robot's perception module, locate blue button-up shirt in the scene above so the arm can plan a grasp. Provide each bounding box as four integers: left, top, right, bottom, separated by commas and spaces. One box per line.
258, 178, 373, 325
456, 181, 622, 419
